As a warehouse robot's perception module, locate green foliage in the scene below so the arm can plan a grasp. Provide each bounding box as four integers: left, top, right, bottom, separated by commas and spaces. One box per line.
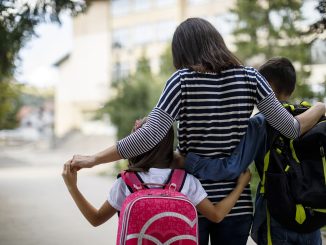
0, 0, 87, 129
232, 0, 316, 101
100, 56, 162, 139
99, 47, 176, 142
0, 81, 22, 129
159, 46, 175, 80
0, 0, 87, 80
308, 0, 326, 34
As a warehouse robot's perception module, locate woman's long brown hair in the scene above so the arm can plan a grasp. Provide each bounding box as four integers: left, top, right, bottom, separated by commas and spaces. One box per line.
172, 18, 242, 73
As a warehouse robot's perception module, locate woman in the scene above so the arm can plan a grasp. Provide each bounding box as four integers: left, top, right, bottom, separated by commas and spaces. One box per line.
69, 18, 324, 245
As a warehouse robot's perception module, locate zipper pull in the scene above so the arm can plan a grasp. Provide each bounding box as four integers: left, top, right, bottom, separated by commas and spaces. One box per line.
320, 146, 325, 157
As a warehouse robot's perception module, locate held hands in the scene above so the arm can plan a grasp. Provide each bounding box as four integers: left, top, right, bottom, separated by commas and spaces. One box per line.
237, 169, 251, 188
62, 160, 78, 190
70, 155, 97, 171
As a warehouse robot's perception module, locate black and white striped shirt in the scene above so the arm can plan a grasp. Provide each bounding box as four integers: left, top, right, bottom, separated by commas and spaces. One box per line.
117, 66, 300, 217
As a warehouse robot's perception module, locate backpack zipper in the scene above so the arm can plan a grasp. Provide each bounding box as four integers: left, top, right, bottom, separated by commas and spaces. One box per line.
320, 145, 326, 186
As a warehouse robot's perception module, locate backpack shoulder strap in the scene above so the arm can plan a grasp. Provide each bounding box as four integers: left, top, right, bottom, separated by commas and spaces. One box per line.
120, 171, 145, 193
164, 169, 187, 192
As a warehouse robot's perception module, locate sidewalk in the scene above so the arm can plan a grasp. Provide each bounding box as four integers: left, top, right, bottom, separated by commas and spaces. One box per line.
0, 135, 119, 245
0, 138, 324, 245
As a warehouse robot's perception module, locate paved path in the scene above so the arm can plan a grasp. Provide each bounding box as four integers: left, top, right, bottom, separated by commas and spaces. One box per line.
0, 164, 119, 245
0, 137, 120, 245
5, 139, 324, 245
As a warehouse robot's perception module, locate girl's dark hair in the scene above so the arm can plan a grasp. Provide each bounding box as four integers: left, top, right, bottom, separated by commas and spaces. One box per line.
172, 18, 242, 73
258, 57, 296, 96
128, 118, 174, 172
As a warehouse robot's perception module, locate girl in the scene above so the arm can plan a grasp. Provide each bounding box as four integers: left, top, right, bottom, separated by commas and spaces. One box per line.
69, 18, 324, 245
62, 118, 251, 232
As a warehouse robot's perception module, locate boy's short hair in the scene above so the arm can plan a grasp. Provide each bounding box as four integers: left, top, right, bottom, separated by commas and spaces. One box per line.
258, 57, 296, 96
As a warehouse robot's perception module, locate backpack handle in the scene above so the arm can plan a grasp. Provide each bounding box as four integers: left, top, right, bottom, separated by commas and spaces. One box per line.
121, 169, 187, 193
164, 169, 187, 192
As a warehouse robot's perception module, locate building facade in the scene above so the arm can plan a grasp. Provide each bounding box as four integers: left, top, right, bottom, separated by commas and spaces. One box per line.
54, 0, 236, 137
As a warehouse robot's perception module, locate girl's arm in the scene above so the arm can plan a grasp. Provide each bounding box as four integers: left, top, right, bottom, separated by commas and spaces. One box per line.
196, 169, 251, 223
62, 161, 116, 226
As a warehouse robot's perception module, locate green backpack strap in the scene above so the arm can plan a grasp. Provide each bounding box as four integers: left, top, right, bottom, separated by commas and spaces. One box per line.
260, 125, 279, 194
266, 205, 273, 245
260, 150, 270, 194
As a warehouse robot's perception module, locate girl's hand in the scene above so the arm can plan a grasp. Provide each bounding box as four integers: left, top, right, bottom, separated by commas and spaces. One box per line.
62, 160, 78, 190
237, 169, 251, 188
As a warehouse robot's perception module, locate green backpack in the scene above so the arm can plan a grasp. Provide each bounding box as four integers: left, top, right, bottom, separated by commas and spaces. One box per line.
260, 102, 326, 236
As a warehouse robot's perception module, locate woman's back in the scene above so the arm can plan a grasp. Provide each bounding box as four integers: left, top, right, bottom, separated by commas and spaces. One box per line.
178, 67, 258, 157
157, 66, 270, 158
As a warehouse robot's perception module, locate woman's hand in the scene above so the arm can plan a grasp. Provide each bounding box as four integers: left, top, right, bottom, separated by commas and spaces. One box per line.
237, 169, 251, 188
70, 155, 97, 171
62, 160, 78, 190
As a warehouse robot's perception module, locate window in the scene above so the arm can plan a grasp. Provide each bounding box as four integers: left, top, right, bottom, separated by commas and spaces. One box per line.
156, 0, 176, 8
134, 24, 155, 44
112, 28, 131, 48
111, 0, 130, 16
134, 0, 151, 12
156, 21, 177, 42
187, 0, 210, 5
112, 62, 130, 80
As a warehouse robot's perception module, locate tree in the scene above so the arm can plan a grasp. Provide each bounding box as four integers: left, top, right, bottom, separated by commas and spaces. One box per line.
309, 0, 326, 34
0, 0, 87, 129
231, 0, 314, 101
0, 80, 21, 129
0, 0, 87, 79
99, 56, 162, 139
307, 0, 326, 102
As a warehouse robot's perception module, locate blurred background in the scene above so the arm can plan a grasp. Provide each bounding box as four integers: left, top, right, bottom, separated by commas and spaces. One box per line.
0, 0, 325, 244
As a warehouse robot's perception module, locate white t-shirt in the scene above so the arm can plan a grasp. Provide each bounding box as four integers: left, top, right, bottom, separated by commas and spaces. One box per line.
107, 168, 207, 211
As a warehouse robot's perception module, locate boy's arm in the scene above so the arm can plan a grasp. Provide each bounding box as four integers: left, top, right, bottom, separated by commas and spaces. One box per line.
196, 170, 251, 223
185, 115, 267, 181
62, 162, 116, 227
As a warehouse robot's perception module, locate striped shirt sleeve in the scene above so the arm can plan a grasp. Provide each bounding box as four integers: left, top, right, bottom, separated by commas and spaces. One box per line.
254, 69, 273, 103
253, 69, 300, 139
117, 71, 181, 159
257, 93, 300, 139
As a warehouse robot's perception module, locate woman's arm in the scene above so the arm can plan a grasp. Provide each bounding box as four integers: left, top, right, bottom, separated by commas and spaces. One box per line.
62, 161, 116, 226
254, 69, 325, 138
295, 102, 325, 135
70, 71, 181, 170
70, 145, 121, 170
196, 170, 251, 223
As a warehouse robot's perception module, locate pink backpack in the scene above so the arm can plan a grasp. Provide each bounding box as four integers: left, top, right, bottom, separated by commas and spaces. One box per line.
116, 169, 199, 245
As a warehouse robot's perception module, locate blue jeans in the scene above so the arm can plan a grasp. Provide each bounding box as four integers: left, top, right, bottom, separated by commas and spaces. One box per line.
251, 193, 322, 245
198, 215, 253, 245
185, 114, 268, 181
257, 216, 322, 245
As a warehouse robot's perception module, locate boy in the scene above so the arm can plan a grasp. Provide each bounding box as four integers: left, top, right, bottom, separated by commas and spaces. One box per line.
183, 57, 324, 244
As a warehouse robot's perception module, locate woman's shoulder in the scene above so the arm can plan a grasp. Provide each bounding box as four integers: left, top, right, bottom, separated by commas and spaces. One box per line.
220, 65, 258, 74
